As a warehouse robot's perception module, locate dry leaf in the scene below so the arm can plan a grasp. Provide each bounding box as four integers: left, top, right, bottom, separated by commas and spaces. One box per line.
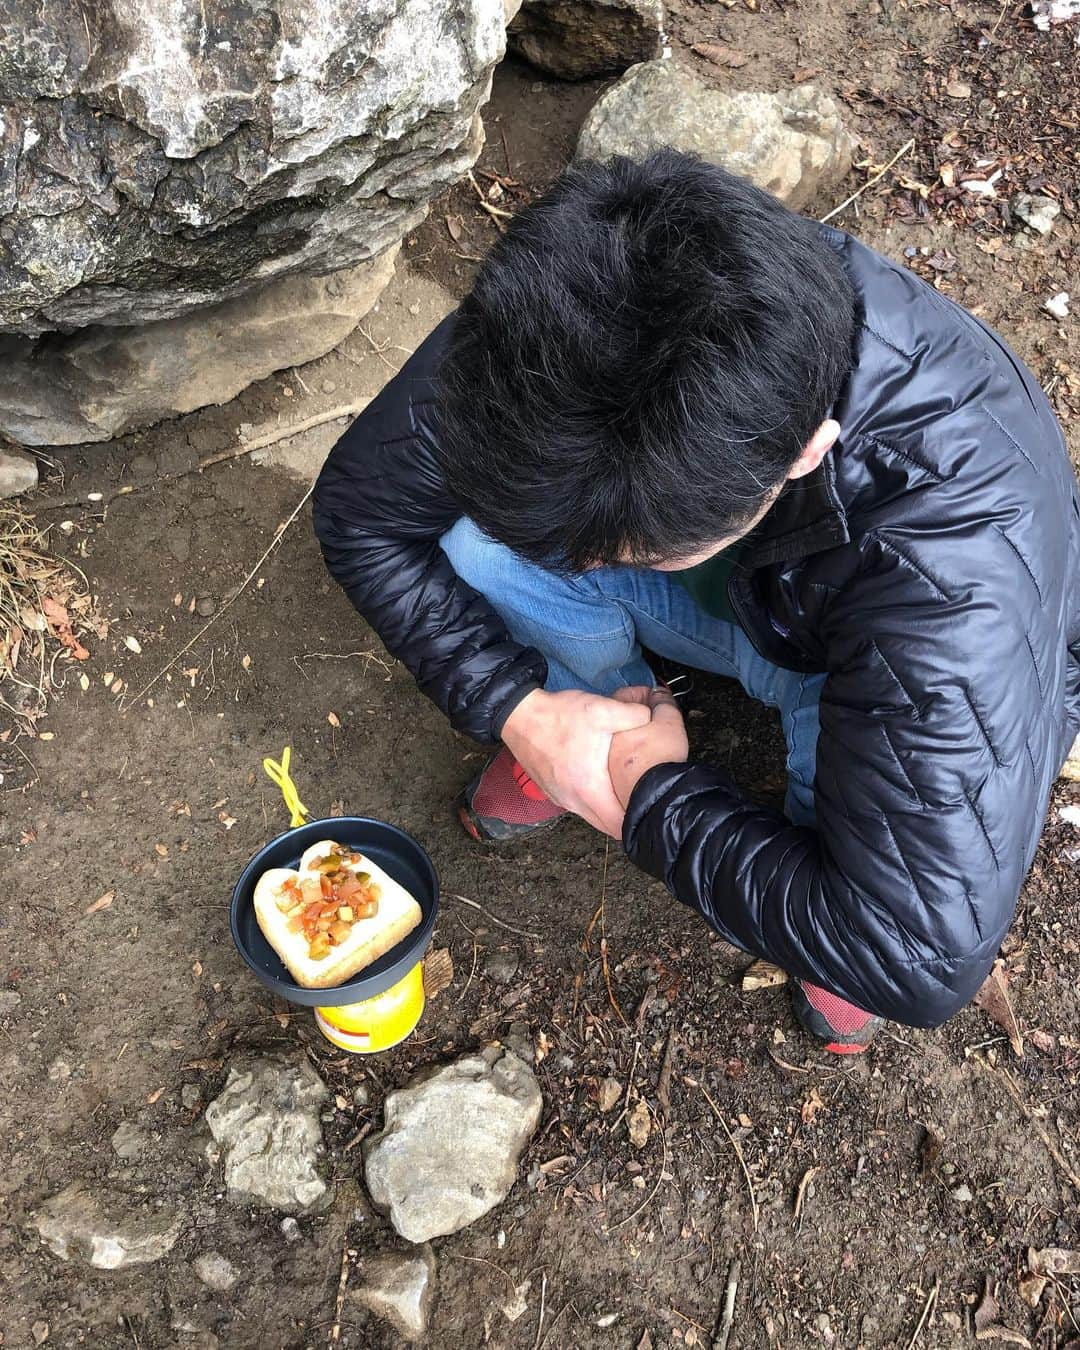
742, 959, 788, 991
445, 214, 463, 242
792, 65, 821, 82
975, 1331, 1031, 1347
38, 731, 54, 741
422, 947, 454, 999
327, 711, 341, 728
1018, 1273, 1046, 1308
110, 678, 123, 694
173, 593, 183, 606
598, 1077, 622, 1113
41, 596, 90, 660
154, 843, 169, 858
973, 959, 1023, 1056
628, 1099, 652, 1149
691, 41, 750, 66
241, 654, 251, 670
192, 961, 203, 979
801, 1086, 826, 1125
78, 673, 90, 692
85, 890, 115, 916
536, 1030, 552, 1063
1028, 1028, 1055, 1054
945, 79, 972, 98
146, 1086, 165, 1105
124, 635, 142, 654
218, 811, 237, 831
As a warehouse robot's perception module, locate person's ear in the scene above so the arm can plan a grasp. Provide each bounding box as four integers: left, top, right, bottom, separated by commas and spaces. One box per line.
788, 418, 840, 481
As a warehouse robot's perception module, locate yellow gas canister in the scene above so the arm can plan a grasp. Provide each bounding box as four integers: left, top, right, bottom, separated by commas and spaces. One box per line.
313, 960, 426, 1054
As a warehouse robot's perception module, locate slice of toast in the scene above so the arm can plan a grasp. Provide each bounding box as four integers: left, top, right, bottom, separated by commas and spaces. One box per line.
254, 844, 423, 990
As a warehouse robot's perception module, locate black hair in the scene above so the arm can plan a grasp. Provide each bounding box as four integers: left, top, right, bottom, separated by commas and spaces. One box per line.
435, 148, 857, 572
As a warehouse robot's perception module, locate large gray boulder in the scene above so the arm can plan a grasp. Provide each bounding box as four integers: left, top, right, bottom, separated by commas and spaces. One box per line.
363, 1046, 542, 1243
0, 246, 397, 446
510, 0, 665, 79
204, 1056, 330, 1215
0, 0, 506, 338
576, 60, 855, 210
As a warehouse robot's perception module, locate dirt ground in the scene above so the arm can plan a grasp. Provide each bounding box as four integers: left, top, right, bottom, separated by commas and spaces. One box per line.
2, 4, 1080, 1347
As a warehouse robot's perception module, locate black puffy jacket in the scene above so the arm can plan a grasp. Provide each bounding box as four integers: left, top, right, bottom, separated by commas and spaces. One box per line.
313, 226, 1080, 1028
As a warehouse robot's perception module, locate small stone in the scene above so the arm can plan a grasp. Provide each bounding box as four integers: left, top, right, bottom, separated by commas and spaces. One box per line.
0, 446, 39, 498
195, 595, 217, 618
194, 1251, 239, 1292
111, 1121, 148, 1162
353, 1083, 371, 1107
181, 1083, 203, 1111
1013, 192, 1061, 236
363, 1046, 543, 1242
280, 1217, 302, 1243
352, 1244, 436, 1341
945, 80, 971, 98
0, 990, 21, 1014
1044, 292, 1070, 320
48, 1057, 72, 1082
205, 1056, 330, 1214
951, 1183, 974, 1202
321, 379, 337, 394
33, 1183, 182, 1269
598, 1077, 621, 1113
32, 1322, 49, 1345
483, 948, 520, 985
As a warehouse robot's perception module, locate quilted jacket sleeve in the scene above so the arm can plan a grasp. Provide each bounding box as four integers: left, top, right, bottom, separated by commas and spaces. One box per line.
311, 315, 547, 743
622, 527, 1039, 1028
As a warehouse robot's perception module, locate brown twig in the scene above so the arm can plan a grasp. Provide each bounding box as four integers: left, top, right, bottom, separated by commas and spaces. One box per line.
976, 1055, 1080, 1191
328, 1233, 352, 1345
714, 1257, 742, 1350
905, 1278, 939, 1350
698, 1082, 760, 1231
468, 171, 514, 229
444, 893, 541, 941
121, 478, 315, 709
598, 841, 628, 1026
819, 138, 916, 224
532, 1271, 548, 1350
32, 404, 370, 514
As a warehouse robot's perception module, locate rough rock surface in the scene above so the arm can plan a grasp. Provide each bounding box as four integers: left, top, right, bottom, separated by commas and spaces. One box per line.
204, 1057, 329, 1214
352, 1244, 437, 1341
510, 0, 664, 79
0, 247, 397, 447
0, 0, 506, 338
33, 1183, 182, 1269
1013, 193, 1060, 236
0, 446, 38, 498
194, 1251, 240, 1292
363, 1046, 542, 1243
576, 60, 854, 209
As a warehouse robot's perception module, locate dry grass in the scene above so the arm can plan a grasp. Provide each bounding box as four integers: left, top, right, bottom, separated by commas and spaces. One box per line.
0, 506, 100, 743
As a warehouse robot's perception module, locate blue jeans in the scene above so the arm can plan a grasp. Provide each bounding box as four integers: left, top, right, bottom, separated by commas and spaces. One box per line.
440, 518, 826, 826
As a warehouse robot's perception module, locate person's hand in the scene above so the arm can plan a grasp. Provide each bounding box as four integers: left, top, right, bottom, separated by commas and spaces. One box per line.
607, 686, 689, 811
501, 688, 652, 837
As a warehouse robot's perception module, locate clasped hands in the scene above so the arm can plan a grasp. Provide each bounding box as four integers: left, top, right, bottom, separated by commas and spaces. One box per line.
501, 685, 690, 838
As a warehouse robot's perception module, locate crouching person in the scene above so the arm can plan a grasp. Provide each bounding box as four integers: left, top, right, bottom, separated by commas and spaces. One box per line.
313, 151, 1080, 1052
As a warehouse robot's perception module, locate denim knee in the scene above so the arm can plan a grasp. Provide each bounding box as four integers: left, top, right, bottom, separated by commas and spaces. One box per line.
439, 517, 504, 595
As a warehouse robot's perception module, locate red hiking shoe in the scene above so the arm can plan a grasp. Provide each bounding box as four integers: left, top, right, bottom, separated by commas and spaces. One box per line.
458, 746, 567, 842
790, 980, 883, 1054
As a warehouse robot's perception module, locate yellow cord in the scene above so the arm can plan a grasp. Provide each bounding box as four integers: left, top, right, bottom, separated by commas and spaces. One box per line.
263, 746, 309, 828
